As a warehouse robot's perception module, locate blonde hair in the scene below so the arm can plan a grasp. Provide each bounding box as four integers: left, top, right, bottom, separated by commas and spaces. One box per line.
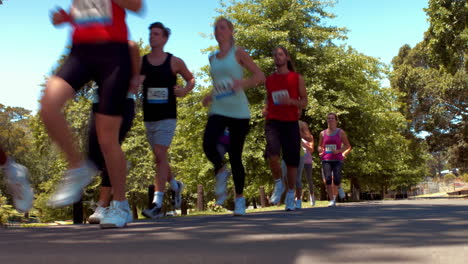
214, 17, 235, 47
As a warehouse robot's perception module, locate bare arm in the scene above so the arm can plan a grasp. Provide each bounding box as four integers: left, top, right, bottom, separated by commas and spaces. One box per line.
317, 131, 324, 155
235, 47, 265, 90
335, 130, 352, 155
172, 57, 195, 97
128, 41, 141, 94
280, 75, 307, 108
113, 0, 142, 12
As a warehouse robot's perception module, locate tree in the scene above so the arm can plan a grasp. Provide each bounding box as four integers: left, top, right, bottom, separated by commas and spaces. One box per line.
171, 0, 426, 202
391, 0, 467, 172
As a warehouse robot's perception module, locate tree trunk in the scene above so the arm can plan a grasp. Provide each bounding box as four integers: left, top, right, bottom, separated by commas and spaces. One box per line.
259, 186, 268, 207
197, 184, 204, 211
351, 177, 360, 201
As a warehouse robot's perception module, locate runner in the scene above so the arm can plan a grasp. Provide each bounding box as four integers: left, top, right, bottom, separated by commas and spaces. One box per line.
265, 46, 307, 211
139, 22, 195, 219
0, 147, 33, 213
202, 17, 265, 216
40, 0, 143, 228
87, 40, 140, 224
318, 113, 351, 207
281, 120, 314, 209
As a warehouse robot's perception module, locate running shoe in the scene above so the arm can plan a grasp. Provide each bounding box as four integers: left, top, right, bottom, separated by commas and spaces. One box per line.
295, 199, 302, 209
142, 203, 164, 219
48, 160, 97, 208
173, 181, 184, 209
338, 187, 345, 199
100, 200, 132, 228
328, 200, 336, 207
270, 180, 285, 205
88, 206, 107, 224
285, 191, 295, 211
3, 158, 33, 213
233, 196, 246, 216
215, 167, 230, 205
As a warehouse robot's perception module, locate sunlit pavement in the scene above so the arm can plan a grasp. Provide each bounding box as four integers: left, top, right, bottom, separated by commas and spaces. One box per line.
1, 199, 467, 264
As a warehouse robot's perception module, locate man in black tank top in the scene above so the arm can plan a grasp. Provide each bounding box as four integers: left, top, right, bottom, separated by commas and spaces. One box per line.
139, 22, 195, 219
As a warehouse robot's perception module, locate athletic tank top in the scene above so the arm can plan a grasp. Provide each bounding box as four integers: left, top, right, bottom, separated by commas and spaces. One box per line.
209, 46, 250, 119
265, 71, 300, 121
71, 0, 127, 43
321, 128, 344, 161
141, 53, 177, 122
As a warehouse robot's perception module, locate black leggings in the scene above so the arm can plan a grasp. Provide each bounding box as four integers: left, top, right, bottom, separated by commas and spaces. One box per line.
88, 99, 135, 187
203, 115, 250, 195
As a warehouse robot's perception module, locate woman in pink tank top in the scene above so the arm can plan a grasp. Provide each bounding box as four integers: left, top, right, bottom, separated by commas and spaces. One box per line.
318, 113, 351, 207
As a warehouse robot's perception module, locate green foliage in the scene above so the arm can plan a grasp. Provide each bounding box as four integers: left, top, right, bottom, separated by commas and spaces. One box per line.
423, 0, 467, 74
462, 173, 468, 182
390, 0, 467, 172
0, 0, 440, 224
443, 173, 456, 183
0, 194, 15, 225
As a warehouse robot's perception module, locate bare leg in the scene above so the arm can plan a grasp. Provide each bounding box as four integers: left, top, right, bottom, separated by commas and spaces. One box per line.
40, 76, 82, 168
153, 144, 170, 192
95, 114, 126, 201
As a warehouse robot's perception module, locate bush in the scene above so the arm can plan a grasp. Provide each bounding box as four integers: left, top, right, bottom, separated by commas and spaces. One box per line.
462, 173, 468, 183
444, 173, 456, 183
206, 199, 227, 212
0, 195, 15, 225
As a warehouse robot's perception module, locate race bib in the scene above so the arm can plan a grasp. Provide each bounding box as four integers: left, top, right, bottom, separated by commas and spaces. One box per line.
147, 88, 169, 104
272, 90, 289, 105
72, 0, 113, 26
213, 79, 235, 99
325, 144, 337, 154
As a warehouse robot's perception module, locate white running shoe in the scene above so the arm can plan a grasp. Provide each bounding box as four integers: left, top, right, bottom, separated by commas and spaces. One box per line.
285, 191, 295, 211
173, 181, 184, 209
270, 180, 285, 205
328, 200, 336, 207
48, 160, 97, 208
142, 203, 164, 219
88, 206, 107, 224
100, 200, 132, 228
215, 167, 230, 205
3, 158, 33, 213
310, 195, 315, 206
295, 199, 302, 209
338, 187, 345, 199
233, 197, 246, 216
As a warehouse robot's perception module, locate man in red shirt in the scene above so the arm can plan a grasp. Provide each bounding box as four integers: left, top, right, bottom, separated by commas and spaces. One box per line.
40, 0, 143, 228
264, 46, 307, 211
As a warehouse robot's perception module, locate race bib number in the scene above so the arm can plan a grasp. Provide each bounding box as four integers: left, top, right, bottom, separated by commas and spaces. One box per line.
325, 144, 337, 154
272, 90, 289, 105
147, 88, 169, 104
213, 79, 235, 99
72, 0, 112, 26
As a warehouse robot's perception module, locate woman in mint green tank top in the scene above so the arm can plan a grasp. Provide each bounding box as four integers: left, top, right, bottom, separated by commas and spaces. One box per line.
202, 17, 265, 216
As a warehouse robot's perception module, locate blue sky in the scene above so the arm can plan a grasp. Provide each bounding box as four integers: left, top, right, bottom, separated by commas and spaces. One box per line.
0, 0, 429, 112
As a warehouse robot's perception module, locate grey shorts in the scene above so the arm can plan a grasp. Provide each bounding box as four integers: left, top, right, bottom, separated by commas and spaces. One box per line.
145, 119, 177, 147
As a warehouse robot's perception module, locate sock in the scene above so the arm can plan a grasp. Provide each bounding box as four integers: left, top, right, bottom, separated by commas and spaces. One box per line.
169, 178, 179, 192
274, 178, 281, 184
152, 191, 164, 207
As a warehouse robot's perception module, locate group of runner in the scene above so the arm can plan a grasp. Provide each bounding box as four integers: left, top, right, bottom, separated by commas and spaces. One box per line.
1, 1, 351, 228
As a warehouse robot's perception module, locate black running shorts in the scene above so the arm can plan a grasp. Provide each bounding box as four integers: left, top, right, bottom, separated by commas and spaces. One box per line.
56, 43, 131, 116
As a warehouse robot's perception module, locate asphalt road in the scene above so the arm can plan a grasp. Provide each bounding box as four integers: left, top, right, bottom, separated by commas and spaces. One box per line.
1, 199, 467, 264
